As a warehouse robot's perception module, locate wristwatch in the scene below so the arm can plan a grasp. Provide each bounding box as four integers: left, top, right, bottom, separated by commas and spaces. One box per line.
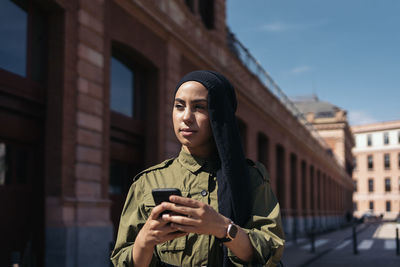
216, 220, 238, 243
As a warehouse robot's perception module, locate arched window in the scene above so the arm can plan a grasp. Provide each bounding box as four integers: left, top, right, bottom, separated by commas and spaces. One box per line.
198, 0, 214, 29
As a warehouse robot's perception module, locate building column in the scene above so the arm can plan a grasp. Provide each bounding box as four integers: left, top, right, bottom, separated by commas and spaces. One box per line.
246, 124, 258, 161
45, 1, 113, 267
164, 40, 182, 158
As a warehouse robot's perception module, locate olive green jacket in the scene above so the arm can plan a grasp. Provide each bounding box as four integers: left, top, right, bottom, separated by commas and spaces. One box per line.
111, 150, 285, 266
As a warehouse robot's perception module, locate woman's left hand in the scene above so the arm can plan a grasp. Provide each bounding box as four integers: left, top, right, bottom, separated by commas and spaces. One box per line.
160, 195, 229, 238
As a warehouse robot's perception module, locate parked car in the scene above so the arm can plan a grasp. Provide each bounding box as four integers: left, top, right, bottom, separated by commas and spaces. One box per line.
360, 211, 378, 223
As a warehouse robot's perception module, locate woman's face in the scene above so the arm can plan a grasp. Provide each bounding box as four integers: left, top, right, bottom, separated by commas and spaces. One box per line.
173, 81, 214, 157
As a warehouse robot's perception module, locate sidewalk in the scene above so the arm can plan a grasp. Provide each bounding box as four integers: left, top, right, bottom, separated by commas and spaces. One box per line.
281, 223, 370, 267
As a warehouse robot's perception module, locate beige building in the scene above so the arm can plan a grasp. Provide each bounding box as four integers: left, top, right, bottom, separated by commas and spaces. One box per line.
352, 120, 400, 220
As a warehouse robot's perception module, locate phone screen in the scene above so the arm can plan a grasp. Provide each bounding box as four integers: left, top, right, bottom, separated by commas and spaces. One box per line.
151, 188, 182, 206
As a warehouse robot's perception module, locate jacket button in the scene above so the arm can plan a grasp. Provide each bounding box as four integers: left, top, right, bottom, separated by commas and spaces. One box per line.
201, 190, 208, 197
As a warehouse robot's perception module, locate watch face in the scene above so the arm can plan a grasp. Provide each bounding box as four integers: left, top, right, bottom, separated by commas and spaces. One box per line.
228, 224, 238, 239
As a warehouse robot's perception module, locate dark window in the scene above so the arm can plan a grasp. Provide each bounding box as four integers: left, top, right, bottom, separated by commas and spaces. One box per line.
385, 178, 391, 192
0, 0, 28, 76
384, 153, 390, 169
276, 145, 285, 209
257, 133, 269, 170
110, 56, 134, 117
369, 201, 374, 211
353, 180, 357, 192
237, 118, 247, 154
0, 143, 8, 185
398, 153, 400, 169
383, 132, 389, 145
368, 178, 374, 192
315, 111, 334, 118
301, 161, 307, 215
367, 155, 373, 170
0, 0, 47, 82
386, 201, 391, 212
309, 165, 315, 211
0, 142, 33, 186
398, 131, 400, 144
367, 134, 372, 146
346, 160, 353, 176
198, 0, 214, 29
290, 153, 297, 213
353, 202, 357, 211
184, 0, 194, 12
109, 161, 134, 195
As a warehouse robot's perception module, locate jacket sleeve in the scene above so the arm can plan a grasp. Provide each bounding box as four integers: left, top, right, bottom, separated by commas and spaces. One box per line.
110, 178, 159, 267
228, 163, 285, 267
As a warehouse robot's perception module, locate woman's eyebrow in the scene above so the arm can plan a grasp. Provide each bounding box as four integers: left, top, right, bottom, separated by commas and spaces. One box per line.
191, 99, 207, 103
174, 98, 207, 103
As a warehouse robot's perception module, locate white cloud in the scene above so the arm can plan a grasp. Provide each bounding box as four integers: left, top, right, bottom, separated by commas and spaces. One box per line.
261, 22, 290, 32
348, 110, 378, 126
290, 65, 312, 74
259, 19, 330, 33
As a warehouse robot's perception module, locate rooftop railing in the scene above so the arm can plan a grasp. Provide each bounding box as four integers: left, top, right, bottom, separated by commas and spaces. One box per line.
227, 29, 329, 149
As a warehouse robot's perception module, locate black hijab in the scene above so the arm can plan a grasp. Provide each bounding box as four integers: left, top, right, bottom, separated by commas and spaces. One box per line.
174, 70, 252, 266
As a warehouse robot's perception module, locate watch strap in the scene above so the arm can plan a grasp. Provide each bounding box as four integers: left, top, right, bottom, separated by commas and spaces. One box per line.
215, 220, 236, 243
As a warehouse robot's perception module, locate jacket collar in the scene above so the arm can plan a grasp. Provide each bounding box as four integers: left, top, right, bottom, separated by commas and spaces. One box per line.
177, 148, 220, 174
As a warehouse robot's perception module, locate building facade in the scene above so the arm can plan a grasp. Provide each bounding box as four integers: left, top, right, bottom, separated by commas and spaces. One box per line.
0, 0, 353, 266
352, 120, 400, 220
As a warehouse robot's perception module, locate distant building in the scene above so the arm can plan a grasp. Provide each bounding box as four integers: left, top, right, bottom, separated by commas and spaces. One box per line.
352, 120, 400, 220
293, 95, 355, 175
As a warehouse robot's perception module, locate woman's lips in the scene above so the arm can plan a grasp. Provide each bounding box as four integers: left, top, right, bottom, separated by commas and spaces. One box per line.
180, 129, 196, 137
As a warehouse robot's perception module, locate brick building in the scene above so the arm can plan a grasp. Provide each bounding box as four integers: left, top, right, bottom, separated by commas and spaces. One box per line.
352, 120, 400, 220
0, 0, 353, 266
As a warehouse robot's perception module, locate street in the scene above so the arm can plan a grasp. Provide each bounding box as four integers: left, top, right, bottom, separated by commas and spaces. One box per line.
282, 222, 400, 267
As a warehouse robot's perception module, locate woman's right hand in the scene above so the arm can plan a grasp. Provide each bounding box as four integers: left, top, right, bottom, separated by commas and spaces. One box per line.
132, 203, 188, 266
135, 203, 188, 249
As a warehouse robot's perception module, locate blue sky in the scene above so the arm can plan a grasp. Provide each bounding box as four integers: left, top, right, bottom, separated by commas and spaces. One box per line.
227, 0, 400, 125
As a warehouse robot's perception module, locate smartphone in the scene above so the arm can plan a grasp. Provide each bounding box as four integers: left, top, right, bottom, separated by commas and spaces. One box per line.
151, 188, 182, 206
152, 188, 185, 232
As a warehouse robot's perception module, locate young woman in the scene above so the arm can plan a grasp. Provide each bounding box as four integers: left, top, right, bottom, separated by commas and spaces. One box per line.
111, 70, 285, 266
